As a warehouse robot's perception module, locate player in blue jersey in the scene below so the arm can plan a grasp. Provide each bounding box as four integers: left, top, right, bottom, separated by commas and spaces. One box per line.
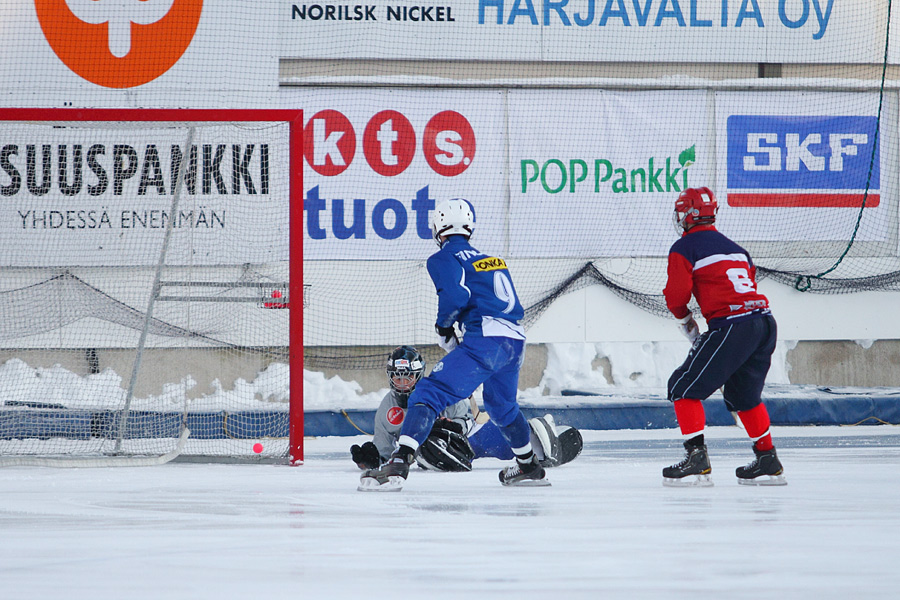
358, 199, 548, 491
662, 187, 786, 487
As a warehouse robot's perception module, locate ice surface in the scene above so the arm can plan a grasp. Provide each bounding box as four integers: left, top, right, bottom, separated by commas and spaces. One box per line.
2, 426, 899, 599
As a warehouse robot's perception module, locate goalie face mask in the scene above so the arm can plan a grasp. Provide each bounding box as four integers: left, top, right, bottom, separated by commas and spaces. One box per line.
386, 346, 425, 407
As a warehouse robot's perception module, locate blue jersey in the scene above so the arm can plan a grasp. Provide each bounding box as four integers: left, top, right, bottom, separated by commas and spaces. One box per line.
426, 235, 525, 339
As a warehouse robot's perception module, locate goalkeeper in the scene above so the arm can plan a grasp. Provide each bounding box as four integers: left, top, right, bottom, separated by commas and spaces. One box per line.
350, 345, 583, 473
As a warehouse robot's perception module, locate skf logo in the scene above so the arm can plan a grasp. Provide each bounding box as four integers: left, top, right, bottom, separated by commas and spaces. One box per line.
36, 0, 203, 88
304, 110, 475, 177
473, 257, 507, 272
386, 406, 405, 426
726, 115, 879, 207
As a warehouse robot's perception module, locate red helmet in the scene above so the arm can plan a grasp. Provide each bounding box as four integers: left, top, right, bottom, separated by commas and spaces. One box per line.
674, 187, 717, 230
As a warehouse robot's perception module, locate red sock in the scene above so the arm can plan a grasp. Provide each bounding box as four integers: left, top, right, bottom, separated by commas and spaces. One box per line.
673, 399, 705, 438
738, 404, 774, 451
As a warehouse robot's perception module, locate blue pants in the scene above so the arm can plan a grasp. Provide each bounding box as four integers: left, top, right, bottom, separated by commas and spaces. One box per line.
668, 314, 777, 412
401, 335, 530, 450
468, 421, 515, 460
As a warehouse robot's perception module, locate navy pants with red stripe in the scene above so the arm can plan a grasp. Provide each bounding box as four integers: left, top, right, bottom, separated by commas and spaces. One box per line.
667, 314, 777, 412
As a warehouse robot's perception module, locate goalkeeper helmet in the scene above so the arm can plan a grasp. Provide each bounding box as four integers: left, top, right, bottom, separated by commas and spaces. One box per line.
431, 198, 475, 247
386, 345, 425, 408
674, 187, 717, 232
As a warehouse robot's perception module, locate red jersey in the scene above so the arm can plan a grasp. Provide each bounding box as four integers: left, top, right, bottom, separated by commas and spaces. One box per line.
664, 225, 770, 328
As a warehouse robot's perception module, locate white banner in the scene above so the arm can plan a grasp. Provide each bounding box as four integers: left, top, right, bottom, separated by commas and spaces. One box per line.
715, 91, 891, 242
281, 0, 889, 64
508, 89, 713, 257
0, 122, 291, 267
285, 89, 509, 260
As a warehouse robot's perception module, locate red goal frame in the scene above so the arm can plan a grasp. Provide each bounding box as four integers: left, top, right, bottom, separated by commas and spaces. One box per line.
0, 108, 306, 464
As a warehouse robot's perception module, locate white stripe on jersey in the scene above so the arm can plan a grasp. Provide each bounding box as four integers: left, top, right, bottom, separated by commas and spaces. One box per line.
482, 316, 526, 340
693, 253, 749, 271
459, 269, 471, 298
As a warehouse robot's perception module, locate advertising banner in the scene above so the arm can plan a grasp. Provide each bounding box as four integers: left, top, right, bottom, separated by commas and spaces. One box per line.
282, 0, 889, 64
0, 122, 291, 267
508, 89, 713, 257
286, 89, 508, 260
0, 0, 277, 106
715, 91, 890, 242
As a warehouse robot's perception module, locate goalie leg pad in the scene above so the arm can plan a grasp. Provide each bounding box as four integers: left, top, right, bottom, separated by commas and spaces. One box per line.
529, 414, 560, 467
555, 426, 583, 466
529, 415, 583, 468
415, 429, 475, 472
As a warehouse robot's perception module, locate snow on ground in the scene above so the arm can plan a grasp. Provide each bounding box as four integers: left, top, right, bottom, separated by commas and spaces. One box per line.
1, 425, 899, 600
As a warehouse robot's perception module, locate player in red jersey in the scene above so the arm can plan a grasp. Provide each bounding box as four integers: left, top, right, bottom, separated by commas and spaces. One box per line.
662, 187, 786, 487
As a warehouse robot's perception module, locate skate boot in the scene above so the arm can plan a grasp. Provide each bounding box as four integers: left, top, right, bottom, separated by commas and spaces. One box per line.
736, 447, 787, 486
499, 456, 551, 487
358, 455, 410, 492
662, 441, 713, 487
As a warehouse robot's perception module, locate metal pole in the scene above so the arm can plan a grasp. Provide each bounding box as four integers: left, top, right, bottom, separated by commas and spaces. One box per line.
115, 126, 196, 453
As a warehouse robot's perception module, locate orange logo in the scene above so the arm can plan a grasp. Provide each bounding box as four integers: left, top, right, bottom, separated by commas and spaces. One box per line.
35, 0, 203, 89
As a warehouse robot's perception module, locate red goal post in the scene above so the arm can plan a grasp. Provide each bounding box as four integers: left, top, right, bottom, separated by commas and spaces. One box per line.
0, 108, 305, 465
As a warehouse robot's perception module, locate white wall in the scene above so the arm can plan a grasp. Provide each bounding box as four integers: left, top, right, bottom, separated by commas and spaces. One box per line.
525, 277, 900, 343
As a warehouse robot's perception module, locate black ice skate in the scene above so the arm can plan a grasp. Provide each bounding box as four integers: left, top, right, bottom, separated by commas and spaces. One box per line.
499, 456, 551, 487
662, 441, 713, 487
358, 456, 410, 492
736, 447, 787, 486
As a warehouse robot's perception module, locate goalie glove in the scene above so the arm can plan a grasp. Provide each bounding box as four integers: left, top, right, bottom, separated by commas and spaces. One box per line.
350, 441, 381, 470
435, 325, 459, 352
676, 314, 700, 343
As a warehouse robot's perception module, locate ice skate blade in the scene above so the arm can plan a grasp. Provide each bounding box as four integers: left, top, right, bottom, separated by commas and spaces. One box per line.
663, 474, 714, 487
502, 478, 551, 487
737, 474, 787, 486
357, 475, 405, 492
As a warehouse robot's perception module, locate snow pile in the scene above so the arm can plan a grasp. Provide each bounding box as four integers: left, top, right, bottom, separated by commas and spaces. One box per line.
0, 359, 126, 409
303, 369, 386, 411
0, 358, 295, 412
522, 340, 794, 398
0, 341, 796, 412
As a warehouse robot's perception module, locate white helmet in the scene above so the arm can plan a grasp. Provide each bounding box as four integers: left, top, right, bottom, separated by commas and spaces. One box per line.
431, 198, 475, 247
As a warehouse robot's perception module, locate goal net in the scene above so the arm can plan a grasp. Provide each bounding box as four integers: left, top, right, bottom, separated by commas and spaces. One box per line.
0, 109, 304, 465
287, 4, 900, 386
